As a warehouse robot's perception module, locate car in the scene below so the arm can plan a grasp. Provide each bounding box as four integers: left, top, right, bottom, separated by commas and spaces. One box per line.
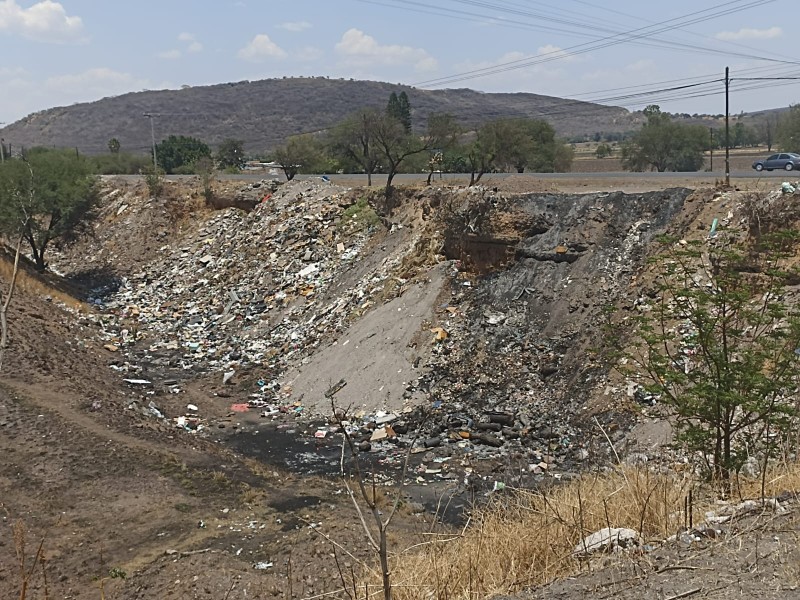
752, 153, 800, 172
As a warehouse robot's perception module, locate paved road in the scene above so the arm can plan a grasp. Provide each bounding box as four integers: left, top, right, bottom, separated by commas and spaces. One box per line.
102, 170, 794, 186
154, 170, 792, 184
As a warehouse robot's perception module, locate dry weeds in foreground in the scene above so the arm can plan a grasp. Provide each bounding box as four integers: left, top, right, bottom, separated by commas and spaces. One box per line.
0, 251, 85, 311
359, 464, 800, 600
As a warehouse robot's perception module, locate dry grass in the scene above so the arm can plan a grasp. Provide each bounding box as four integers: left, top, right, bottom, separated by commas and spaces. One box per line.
737, 461, 800, 502
355, 460, 800, 600
368, 467, 696, 600
0, 248, 86, 312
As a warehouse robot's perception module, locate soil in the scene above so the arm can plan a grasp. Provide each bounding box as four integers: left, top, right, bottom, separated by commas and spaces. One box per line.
2, 174, 800, 600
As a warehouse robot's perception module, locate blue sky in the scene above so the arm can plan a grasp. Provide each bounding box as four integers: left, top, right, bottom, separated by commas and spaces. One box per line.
0, 0, 797, 124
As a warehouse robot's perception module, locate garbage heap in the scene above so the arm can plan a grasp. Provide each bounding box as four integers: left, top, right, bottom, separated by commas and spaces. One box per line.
60, 180, 702, 484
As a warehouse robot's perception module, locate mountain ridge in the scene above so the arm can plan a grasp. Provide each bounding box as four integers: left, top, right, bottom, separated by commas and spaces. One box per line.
0, 77, 635, 155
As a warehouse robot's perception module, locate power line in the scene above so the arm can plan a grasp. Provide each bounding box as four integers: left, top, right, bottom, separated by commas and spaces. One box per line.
386, 0, 792, 88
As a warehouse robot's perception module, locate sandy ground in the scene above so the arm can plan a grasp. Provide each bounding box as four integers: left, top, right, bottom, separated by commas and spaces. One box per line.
282, 264, 446, 415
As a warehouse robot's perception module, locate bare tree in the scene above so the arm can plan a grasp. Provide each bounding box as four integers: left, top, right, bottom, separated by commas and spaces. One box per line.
332, 402, 417, 600
0, 157, 34, 372
0, 228, 26, 372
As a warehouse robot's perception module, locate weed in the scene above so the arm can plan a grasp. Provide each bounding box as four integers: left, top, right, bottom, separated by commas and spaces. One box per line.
368, 467, 695, 599
339, 197, 381, 232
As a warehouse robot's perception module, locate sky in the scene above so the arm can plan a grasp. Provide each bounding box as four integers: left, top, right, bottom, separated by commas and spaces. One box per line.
0, 0, 797, 125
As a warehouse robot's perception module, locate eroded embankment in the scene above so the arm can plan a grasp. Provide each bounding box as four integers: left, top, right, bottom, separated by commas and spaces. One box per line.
46, 181, 703, 491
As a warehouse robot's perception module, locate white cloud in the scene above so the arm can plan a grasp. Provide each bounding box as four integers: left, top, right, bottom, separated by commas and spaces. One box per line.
178, 32, 203, 52
536, 44, 578, 63
715, 26, 782, 41
158, 49, 181, 60
45, 68, 152, 97
158, 33, 203, 60
0, 0, 85, 43
335, 28, 437, 72
238, 33, 287, 61
0, 65, 26, 77
278, 21, 311, 32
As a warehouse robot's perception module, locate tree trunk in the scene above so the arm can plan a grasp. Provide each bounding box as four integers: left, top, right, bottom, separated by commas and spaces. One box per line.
714, 424, 724, 483
426, 170, 433, 186
385, 170, 396, 197
367, 172, 372, 186
379, 527, 391, 600
31, 243, 46, 272
0, 233, 25, 372
723, 422, 732, 486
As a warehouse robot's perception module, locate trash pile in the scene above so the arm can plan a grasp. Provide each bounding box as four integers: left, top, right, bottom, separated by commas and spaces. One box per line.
85, 180, 415, 379
55, 180, 708, 485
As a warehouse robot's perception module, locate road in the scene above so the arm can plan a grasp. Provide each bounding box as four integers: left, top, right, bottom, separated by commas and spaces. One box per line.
150, 170, 793, 184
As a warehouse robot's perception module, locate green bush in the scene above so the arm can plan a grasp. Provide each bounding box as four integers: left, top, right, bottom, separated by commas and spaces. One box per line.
88, 152, 152, 175
340, 196, 381, 231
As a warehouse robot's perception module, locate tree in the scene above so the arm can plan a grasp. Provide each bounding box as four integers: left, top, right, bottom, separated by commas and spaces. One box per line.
463, 122, 506, 186
757, 115, 777, 151
272, 134, 325, 181
216, 139, 245, 171
328, 109, 382, 186
595, 143, 613, 158
777, 105, 800, 153
621, 105, 708, 172
0, 148, 98, 272
387, 91, 412, 133
617, 230, 800, 485
731, 122, 757, 148
371, 112, 426, 193
107, 138, 120, 154
462, 118, 573, 182
154, 135, 211, 173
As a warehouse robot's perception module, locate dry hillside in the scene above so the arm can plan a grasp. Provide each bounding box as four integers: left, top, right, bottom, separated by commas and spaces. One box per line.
0, 77, 635, 155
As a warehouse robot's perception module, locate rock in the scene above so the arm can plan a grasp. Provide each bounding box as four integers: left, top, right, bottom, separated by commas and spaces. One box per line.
475, 422, 501, 432
486, 411, 514, 426
475, 433, 503, 447
624, 452, 649, 466
741, 456, 760, 479
574, 527, 640, 556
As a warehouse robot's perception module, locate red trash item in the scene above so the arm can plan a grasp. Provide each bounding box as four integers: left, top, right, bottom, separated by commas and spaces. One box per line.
230, 403, 250, 412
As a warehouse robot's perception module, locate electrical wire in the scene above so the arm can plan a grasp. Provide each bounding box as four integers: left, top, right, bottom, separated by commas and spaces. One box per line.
415, 4, 788, 87
358, 0, 792, 88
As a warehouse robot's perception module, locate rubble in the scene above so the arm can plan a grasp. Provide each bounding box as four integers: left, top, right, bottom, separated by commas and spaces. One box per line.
574, 527, 641, 556
53, 180, 703, 491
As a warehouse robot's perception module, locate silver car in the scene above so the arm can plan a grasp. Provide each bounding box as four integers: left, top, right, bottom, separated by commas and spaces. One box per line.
752, 153, 800, 172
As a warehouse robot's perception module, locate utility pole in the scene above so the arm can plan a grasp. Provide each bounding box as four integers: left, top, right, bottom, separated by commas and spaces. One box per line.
709, 127, 714, 172
0, 122, 5, 164
725, 67, 730, 187
143, 113, 157, 170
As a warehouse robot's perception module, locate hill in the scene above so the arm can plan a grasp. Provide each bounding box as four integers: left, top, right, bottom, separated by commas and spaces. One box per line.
0, 77, 635, 155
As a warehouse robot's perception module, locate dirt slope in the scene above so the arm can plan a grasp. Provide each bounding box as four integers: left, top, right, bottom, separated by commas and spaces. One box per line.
4, 175, 800, 599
